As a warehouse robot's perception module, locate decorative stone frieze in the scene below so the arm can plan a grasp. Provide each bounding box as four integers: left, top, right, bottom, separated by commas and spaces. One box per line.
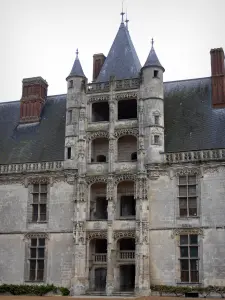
88, 95, 110, 103
73, 221, 86, 244
106, 175, 115, 200
0, 175, 26, 185
115, 91, 138, 100
114, 128, 139, 138
86, 175, 108, 185
135, 175, 147, 200
146, 165, 169, 180
113, 230, 135, 241
87, 131, 109, 141
171, 228, 204, 239
86, 231, 107, 240
174, 167, 201, 177
114, 173, 136, 184
23, 232, 49, 240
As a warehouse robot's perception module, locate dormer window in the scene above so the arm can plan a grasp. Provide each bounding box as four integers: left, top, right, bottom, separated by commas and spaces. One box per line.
153, 70, 159, 78
69, 80, 73, 88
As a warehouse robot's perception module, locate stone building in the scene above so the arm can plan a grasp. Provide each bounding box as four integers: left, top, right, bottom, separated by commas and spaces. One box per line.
0, 13, 225, 296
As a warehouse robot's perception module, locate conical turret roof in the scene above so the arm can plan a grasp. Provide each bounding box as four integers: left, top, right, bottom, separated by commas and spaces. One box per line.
143, 40, 164, 71
67, 49, 86, 80
96, 22, 141, 82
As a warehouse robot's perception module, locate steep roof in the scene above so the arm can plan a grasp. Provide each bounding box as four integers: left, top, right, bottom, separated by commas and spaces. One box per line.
1, 77, 225, 164
143, 44, 164, 71
67, 50, 86, 79
96, 22, 141, 82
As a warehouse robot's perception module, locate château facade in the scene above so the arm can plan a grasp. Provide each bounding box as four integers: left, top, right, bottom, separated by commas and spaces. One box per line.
0, 15, 225, 296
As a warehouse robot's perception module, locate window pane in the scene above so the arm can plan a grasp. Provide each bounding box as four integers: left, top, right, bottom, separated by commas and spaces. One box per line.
180, 208, 188, 217
33, 184, 39, 193
191, 271, 199, 282
40, 193, 47, 202
30, 248, 36, 258
179, 186, 187, 197
190, 235, 198, 245
39, 238, 45, 246
38, 248, 45, 258
180, 235, 188, 245
40, 184, 47, 193
190, 246, 198, 257
29, 269, 36, 281
188, 186, 196, 196
188, 175, 196, 185
189, 207, 197, 216
188, 197, 197, 208
180, 246, 188, 257
181, 270, 189, 282
31, 238, 37, 246
180, 259, 189, 270
179, 176, 187, 185
40, 204, 46, 221
190, 259, 198, 271
38, 260, 44, 270
32, 204, 39, 221
179, 198, 187, 208
33, 194, 39, 203
37, 269, 44, 281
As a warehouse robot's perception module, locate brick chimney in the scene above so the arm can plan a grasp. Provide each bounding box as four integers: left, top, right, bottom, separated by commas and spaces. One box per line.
210, 48, 225, 108
20, 77, 48, 123
93, 53, 106, 81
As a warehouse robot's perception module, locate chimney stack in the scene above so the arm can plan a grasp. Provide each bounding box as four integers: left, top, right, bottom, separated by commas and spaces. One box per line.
92, 53, 106, 82
20, 77, 48, 123
210, 48, 225, 108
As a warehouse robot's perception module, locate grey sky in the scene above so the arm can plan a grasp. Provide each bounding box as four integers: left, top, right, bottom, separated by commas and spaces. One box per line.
0, 0, 225, 102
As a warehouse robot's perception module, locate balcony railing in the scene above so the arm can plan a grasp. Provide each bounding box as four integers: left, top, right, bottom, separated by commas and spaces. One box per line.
118, 250, 135, 261
93, 253, 107, 263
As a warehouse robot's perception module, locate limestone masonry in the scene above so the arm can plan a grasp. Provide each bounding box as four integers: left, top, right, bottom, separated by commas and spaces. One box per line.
0, 14, 225, 297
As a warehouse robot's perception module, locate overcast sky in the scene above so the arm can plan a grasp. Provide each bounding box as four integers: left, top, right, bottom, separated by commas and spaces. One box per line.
0, 0, 225, 102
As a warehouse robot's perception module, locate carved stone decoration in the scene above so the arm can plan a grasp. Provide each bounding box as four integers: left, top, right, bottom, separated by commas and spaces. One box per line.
108, 138, 115, 154
73, 221, 86, 244
203, 165, 223, 175
113, 231, 136, 241
146, 165, 169, 180
87, 131, 109, 141
25, 176, 50, 188
135, 175, 147, 200
86, 231, 107, 240
86, 175, 108, 185
64, 170, 78, 185
115, 174, 136, 185
107, 175, 114, 200
0, 175, 25, 186
175, 167, 201, 177
115, 92, 137, 100
23, 232, 49, 241
114, 128, 139, 139
171, 228, 204, 239
76, 177, 87, 202
88, 95, 110, 103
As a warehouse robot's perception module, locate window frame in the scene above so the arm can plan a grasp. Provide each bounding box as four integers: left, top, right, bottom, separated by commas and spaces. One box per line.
178, 174, 198, 218
179, 234, 199, 283
31, 183, 48, 223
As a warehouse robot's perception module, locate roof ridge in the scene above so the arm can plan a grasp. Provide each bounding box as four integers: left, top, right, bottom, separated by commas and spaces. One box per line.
0, 93, 67, 105
164, 76, 211, 84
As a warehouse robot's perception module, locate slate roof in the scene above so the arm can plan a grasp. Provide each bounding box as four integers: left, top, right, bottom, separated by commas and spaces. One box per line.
143, 45, 164, 71
67, 51, 86, 79
0, 95, 66, 164
96, 22, 141, 82
1, 77, 225, 164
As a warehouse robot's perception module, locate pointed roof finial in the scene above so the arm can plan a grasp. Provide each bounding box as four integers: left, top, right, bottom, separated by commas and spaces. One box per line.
76, 48, 79, 58
151, 38, 154, 48
125, 8, 129, 28
121, 0, 125, 23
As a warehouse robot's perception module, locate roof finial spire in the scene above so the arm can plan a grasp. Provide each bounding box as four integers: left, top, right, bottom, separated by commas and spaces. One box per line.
76, 48, 79, 58
125, 8, 129, 28
151, 38, 154, 48
120, 0, 125, 23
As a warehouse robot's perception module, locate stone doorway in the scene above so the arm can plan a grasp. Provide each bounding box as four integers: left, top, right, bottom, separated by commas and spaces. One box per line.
94, 267, 107, 291
119, 264, 135, 291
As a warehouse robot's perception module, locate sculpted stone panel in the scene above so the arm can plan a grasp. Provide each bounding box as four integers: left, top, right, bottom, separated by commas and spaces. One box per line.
175, 167, 201, 177
86, 176, 108, 185
113, 230, 135, 241
86, 231, 107, 240
87, 131, 109, 141
114, 128, 139, 139
115, 91, 138, 100
114, 174, 136, 184
23, 232, 49, 240
88, 95, 110, 103
115, 162, 137, 174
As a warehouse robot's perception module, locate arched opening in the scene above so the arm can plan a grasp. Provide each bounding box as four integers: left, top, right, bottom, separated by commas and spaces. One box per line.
131, 152, 137, 161
90, 183, 107, 220
117, 135, 137, 162
89, 238, 107, 291
92, 102, 109, 122
117, 181, 135, 219
118, 99, 137, 120
117, 238, 135, 291
91, 138, 108, 163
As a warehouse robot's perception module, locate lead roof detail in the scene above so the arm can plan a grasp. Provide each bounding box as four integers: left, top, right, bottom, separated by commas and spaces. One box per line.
67, 49, 86, 79
96, 22, 141, 82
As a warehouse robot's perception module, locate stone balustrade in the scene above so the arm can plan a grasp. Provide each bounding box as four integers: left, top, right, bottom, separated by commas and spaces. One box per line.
165, 148, 225, 164
118, 250, 135, 261
93, 253, 107, 263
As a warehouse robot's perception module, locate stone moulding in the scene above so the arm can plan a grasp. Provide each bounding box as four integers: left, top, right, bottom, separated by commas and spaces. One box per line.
0, 161, 64, 174
165, 148, 225, 164
114, 128, 139, 138
23, 232, 49, 241
115, 91, 138, 100
113, 230, 136, 241
171, 228, 204, 239
86, 231, 107, 240
87, 131, 109, 141
88, 94, 110, 103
